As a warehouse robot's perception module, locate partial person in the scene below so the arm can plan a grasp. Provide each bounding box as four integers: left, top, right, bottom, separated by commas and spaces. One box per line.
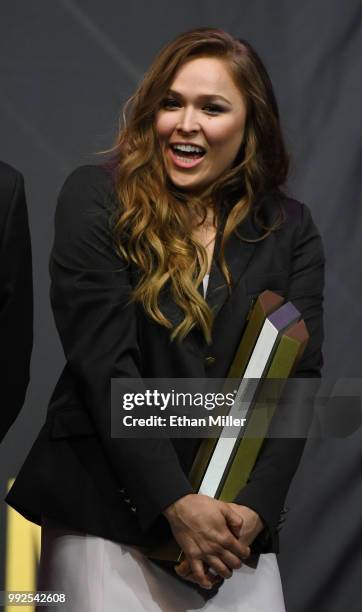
0, 161, 33, 443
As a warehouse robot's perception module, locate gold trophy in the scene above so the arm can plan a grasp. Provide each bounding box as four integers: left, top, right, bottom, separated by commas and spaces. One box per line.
147, 291, 309, 562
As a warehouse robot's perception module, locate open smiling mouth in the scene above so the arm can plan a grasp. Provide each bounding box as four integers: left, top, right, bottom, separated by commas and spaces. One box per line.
168, 143, 206, 168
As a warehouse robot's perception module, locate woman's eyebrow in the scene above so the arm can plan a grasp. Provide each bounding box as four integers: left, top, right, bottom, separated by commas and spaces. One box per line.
167, 89, 232, 105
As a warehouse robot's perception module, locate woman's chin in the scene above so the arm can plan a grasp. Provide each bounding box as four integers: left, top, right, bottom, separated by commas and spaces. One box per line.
168, 175, 207, 195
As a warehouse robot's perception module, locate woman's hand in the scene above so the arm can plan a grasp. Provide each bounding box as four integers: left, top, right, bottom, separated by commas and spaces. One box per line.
163, 494, 250, 589
172, 502, 263, 589
227, 503, 264, 546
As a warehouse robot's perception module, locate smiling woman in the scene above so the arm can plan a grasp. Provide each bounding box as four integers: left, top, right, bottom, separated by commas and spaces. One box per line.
107, 30, 288, 346
155, 57, 247, 191
6, 26, 324, 612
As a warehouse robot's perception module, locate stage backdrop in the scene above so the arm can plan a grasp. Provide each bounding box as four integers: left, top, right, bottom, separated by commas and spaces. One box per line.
0, 2, 361, 611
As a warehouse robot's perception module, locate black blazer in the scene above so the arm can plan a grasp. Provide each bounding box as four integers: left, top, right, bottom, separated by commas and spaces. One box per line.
0, 161, 33, 443
6, 165, 324, 552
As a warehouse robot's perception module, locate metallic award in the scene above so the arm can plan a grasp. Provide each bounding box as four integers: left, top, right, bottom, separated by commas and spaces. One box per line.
147, 291, 309, 562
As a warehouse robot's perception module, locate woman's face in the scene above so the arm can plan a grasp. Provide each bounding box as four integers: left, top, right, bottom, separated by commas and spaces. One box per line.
155, 56, 247, 194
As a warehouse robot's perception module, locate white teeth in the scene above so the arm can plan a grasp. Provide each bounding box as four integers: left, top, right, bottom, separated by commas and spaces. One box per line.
172, 144, 204, 154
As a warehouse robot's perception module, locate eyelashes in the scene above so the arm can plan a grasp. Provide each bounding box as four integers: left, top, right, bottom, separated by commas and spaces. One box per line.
160, 98, 225, 115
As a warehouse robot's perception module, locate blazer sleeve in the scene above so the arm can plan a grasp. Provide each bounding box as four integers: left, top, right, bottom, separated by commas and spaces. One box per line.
234, 201, 325, 549
50, 165, 193, 532
0, 169, 33, 443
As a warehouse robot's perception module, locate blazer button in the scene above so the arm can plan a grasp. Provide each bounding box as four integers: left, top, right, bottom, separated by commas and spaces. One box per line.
205, 356, 216, 367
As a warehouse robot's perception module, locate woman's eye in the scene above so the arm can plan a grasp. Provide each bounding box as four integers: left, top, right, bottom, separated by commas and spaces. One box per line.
161, 98, 180, 109
203, 104, 224, 114
160, 99, 224, 114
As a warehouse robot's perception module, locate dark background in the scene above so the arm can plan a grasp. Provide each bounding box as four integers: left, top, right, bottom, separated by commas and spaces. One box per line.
1, 1, 361, 610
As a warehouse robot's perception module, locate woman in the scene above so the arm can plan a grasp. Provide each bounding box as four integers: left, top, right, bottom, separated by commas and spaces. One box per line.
6, 28, 324, 610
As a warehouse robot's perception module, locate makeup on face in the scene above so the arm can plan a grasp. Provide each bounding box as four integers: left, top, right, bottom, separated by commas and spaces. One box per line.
155, 56, 247, 193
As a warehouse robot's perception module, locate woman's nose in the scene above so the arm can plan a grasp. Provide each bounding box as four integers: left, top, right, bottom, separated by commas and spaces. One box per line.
176, 108, 200, 133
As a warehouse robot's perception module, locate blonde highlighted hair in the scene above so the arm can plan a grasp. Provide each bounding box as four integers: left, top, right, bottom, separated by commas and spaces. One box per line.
105, 27, 289, 344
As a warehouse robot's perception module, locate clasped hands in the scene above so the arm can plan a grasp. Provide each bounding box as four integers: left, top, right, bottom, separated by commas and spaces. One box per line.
163, 493, 264, 590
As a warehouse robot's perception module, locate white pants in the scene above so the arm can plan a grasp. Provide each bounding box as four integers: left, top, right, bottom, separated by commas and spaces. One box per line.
37, 517, 286, 612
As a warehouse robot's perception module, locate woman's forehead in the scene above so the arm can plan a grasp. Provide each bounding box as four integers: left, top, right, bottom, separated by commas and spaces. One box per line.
170, 57, 243, 103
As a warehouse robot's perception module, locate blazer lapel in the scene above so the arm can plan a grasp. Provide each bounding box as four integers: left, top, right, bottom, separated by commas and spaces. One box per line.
205, 209, 262, 319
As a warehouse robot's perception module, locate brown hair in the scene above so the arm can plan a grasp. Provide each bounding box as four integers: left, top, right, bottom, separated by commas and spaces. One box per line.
107, 27, 289, 344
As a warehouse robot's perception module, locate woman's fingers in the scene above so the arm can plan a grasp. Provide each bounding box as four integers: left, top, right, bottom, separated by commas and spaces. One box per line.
175, 559, 222, 589
189, 559, 214, 589
219, 548, 244, 570
175, 557, 213, 589
203, 555, 233, 579
166, 495, 252, 564
205, 568, 223, 586
223, 504, 243, 538
217, 528, 251, 560
174, 559, 192, 577
174, 560, 200, 586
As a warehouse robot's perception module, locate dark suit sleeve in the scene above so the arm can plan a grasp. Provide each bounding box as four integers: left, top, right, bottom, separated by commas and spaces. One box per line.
234, 202, 325, 550
0, 170, 33, 443
50, 166, 193, 532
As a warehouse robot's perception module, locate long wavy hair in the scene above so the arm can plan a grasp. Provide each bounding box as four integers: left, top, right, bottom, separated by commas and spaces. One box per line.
106, 27, 289, 344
